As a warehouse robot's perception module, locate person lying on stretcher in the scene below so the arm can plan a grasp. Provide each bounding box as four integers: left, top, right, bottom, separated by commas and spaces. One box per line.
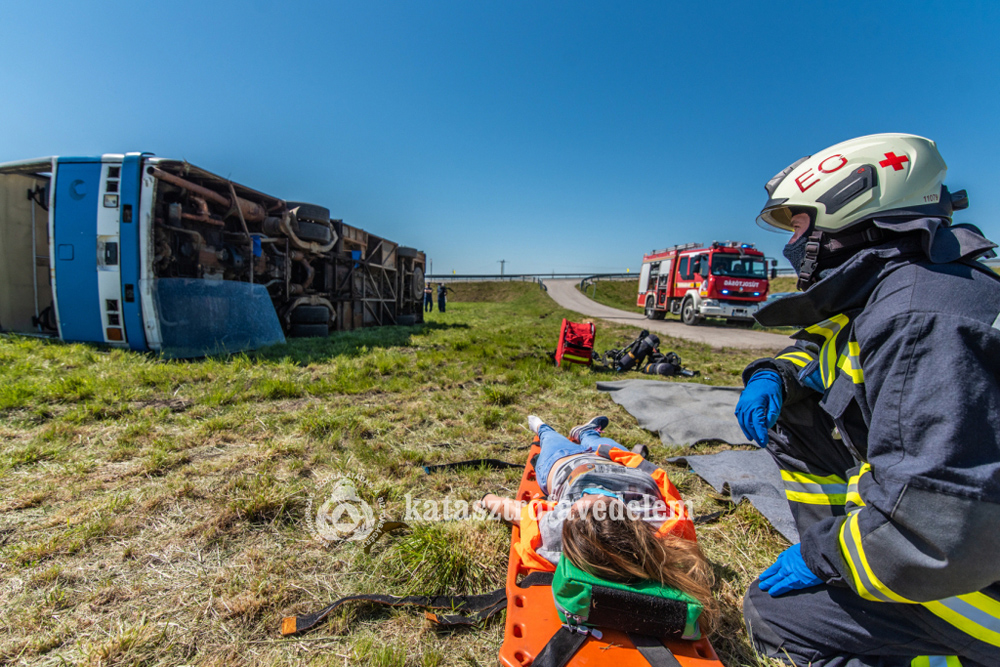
478, 415, 718, 632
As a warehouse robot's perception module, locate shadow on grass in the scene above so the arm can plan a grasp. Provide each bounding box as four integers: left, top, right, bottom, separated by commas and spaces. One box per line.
252, 321, 472, 365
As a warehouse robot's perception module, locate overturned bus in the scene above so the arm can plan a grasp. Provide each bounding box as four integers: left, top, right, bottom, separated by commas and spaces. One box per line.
0, 153, 426, 356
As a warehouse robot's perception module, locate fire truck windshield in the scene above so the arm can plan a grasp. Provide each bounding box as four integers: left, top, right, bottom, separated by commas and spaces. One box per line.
711, 255, 767, 278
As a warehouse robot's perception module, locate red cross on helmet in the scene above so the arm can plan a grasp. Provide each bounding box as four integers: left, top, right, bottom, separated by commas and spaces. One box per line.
757, 133, 965, 235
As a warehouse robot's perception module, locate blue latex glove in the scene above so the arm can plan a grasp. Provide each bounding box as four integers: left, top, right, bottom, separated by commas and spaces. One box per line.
735, 369, 783, 447
758, 543, 823, 597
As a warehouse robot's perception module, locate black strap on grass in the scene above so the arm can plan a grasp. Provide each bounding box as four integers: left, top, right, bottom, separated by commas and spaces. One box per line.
282, 590, 506, 636
282, 571, 553, 636
422, 459, 522, 474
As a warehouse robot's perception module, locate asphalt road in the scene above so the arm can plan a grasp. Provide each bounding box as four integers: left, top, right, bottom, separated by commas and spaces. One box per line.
543, 279, 789, 352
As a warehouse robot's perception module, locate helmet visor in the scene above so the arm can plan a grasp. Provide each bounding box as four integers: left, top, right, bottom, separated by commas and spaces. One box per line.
756, 205, 815, 233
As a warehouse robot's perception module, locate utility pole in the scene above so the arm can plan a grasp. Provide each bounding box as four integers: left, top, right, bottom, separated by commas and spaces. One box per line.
429, 258, 433, 276
498, 259, 506, 277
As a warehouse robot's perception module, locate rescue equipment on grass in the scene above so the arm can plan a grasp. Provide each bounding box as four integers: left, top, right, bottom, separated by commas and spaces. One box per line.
555, 318, 596, 367
601, 330, 695, 377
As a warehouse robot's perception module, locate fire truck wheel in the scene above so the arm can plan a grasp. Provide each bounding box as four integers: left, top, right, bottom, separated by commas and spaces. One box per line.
289, 323, 330, 338
644, 297, 665, 320
681, 297, 700, 326
295, 221, 333, 244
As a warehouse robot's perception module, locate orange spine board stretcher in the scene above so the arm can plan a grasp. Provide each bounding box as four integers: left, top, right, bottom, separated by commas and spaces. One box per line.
499, 440, 725, 666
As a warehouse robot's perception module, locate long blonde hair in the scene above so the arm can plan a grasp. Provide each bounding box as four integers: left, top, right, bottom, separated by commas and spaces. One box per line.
561, 499, 718, 635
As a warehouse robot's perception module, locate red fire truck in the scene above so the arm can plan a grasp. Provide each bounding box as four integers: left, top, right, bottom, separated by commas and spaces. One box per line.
636, 241, 773, 325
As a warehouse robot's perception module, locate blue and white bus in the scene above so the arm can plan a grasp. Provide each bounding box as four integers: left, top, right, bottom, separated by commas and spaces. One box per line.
0, 153, 426, 356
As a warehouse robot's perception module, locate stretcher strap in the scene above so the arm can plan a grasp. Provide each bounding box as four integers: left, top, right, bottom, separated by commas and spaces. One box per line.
282, 572, 553, 636
531, 627, 683, 667
282, 590, 506, 636
530, 627, 590, 667
628, 633, 684, 667
422, 459, 522, 474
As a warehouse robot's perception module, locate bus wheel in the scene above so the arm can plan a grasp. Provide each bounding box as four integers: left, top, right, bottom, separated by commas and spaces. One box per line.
681, 297, 700, 326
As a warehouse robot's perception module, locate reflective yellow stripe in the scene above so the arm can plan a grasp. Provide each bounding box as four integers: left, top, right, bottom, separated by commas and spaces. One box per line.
845, 463, 871, 508
780, 470, 847, 486
839, 512, 916, 603
805, 313, 849, 388
561, 354, 591, 363
777, 351, 813, 368
785, 490, 847, 505
923, 593, 1000, 648
837, 341, 865, 384
780, 469, 848, 506
912, 656, 963, 667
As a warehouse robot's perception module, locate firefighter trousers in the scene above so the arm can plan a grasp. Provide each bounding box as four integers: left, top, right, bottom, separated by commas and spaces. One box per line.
743, 395, 997, 667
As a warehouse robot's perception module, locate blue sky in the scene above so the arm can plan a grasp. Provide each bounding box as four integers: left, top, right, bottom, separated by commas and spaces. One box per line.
1, 1, 997, 275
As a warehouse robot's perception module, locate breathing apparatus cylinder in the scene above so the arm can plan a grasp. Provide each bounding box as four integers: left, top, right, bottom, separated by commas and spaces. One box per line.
617, 333, 660, 372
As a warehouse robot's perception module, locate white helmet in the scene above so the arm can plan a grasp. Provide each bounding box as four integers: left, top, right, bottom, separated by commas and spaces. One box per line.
758, 133, 967, 234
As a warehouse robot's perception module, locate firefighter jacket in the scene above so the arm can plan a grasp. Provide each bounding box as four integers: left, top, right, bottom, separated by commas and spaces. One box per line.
745, 222, 1000, 619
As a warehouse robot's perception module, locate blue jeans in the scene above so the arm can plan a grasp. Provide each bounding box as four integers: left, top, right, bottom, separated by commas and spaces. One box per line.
535, 424, 626, 494
424, 294, 433, 312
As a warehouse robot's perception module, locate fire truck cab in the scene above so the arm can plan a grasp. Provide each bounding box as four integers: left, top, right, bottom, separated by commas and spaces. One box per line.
636, 241, 771, 326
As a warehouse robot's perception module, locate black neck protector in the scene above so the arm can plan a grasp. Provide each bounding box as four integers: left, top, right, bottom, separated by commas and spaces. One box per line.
796, 225, 888, 290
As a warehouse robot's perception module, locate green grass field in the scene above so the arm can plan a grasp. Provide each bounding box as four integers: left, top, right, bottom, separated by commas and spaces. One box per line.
0, 282, 785, 666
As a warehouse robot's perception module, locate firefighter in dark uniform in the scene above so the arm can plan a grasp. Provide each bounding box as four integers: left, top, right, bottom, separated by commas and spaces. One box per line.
735, 133, 1000, 666
437, 283, 453, 313
424, 283, 434, 312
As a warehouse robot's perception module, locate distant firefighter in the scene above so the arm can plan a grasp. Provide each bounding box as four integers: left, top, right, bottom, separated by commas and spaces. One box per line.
437, 283, 454, 313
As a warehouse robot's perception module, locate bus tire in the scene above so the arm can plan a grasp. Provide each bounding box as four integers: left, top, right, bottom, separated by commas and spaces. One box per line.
290, 305, 331, 324
289, 323, 330, 338
295, 221, 333, 244
397, 246, 420, 259
287, 202, 331, 223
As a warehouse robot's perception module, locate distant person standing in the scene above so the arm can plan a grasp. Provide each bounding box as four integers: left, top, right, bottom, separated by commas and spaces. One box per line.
437, 283, 454, 313
424, 283, 434, 312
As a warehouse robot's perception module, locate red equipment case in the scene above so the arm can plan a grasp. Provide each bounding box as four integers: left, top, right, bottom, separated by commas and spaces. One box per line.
555, 318, 595, 367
